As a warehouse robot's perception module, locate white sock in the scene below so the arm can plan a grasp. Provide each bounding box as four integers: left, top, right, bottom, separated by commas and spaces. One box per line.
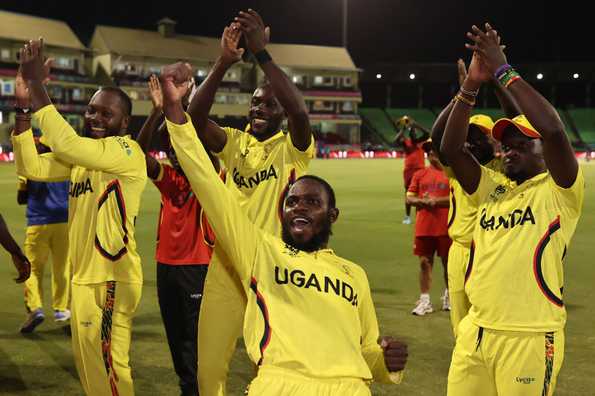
443, 289, 449, 297
420, 293, 430, 302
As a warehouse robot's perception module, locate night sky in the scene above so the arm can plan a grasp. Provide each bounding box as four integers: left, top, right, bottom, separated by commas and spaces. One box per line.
1, 0, 592, 67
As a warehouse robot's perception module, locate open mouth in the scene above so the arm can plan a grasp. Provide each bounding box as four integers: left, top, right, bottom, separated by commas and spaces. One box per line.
290, 216, 311, 232
91, 127, 106, 133
251, 117, 268, 129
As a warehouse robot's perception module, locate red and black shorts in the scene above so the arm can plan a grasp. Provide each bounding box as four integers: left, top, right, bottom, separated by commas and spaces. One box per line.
413, 235, 452, 258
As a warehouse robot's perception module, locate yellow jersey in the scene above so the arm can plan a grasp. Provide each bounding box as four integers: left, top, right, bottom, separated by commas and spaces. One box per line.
12, 105, 147, 285
466, 165, 584, 332
216, 127, 314, 235
168, 115, 396, 384
446, 158, 503, 247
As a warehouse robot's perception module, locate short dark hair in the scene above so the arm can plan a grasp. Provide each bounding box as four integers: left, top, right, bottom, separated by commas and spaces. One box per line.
295, 175, 336, 208
97, 86, 133, 116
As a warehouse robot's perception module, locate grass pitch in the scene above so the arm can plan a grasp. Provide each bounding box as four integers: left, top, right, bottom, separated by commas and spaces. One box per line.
1, 159, 594, 395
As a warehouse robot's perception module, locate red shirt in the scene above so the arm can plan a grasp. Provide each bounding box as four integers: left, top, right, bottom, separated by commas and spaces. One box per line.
403, 138, 425, 170
153, 164, 215, 265
408, 166, 450, 237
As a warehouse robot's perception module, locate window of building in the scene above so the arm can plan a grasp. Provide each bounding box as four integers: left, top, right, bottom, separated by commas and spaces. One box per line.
341, 101, 355, 113
125, 64, 139, 75
313, 76, 335, 87
342, 76, 354, 88
312, 100, 335, 112
223, 69, 240, 82
71, 88, 83, 101
292, 75, 305, 85
55, 57, 75, 70
1, 49, 11, 61
1, 80, 15, 96
148, 66, 161, 74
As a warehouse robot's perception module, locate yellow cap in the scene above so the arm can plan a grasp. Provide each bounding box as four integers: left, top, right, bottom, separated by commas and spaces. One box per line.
469, 114, 495, 135
492, 114, 541, 141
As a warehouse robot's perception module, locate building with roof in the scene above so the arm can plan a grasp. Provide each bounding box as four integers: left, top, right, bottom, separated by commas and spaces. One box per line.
0, 10, 96, 145
90, 19, 362, 145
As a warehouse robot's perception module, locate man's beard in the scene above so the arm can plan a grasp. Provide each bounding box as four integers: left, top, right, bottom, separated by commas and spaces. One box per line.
281, 215, 333, 253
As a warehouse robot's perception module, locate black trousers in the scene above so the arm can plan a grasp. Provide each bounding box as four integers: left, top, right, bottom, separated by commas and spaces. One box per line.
157, 263, 209, 396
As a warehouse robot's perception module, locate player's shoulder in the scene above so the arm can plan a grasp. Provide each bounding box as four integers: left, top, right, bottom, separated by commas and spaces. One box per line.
324, 250, 369, 280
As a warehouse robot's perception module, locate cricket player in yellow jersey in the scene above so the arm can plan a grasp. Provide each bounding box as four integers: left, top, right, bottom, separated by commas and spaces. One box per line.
431, 58, 521, 335
442, 26, 584, 396
186, 13, 314, 395
159, 61, 407, 396
13, 39, 146, 396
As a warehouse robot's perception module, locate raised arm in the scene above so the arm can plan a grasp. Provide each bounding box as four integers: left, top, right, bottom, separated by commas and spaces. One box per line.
20, 39, 143, 176
136, 75, 165, 179
0, 213, 31, 283
12, 67, 71, 181
186, 24, 245, 153
466, 23, 577, 188
161, 62, 259, 281
441, 52, 491, 194
236, 9, 312, 151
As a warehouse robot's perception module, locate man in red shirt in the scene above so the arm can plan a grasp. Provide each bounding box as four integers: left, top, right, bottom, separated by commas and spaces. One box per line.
406, 140, 451, 316
394, 116, 430, 224
136, 74, 219, 396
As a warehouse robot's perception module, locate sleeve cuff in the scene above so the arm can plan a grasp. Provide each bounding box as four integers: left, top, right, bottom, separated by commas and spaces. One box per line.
11, 128, 33, 141
406, 192, 416, 197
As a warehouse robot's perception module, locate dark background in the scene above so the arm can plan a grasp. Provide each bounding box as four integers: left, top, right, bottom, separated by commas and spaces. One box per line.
1, 0, 592, 66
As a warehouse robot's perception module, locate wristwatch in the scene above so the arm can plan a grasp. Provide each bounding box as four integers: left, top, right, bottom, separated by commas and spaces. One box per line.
15, 107, 31, 114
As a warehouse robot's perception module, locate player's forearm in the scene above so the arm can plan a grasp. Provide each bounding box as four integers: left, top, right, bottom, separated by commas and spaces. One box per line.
187, 58, 229, 131
26, 79, 51, 112
431, 101, 454, 159
259, 60, 308, 118
507, 79, 565, 141
491, 79, 520, 119
434, 196, 450, 208
441, 89, 475, 161
136, 106, 164, 153
406, 196, 425, 208
0, 214, 22, 256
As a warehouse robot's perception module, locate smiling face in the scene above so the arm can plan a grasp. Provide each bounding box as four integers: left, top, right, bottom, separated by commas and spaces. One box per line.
501, 126, 545, 182
248, 84, 284, 140
281, 177, 339, 253
83, 89, 130, 139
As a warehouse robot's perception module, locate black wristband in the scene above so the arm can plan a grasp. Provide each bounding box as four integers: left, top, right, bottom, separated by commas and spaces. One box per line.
15, 106, 31, 114
254, 49, 272, 65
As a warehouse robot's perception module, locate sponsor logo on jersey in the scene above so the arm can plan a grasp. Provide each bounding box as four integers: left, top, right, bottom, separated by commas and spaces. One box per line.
116, 137, 133, 156
515, 377, 535, 385
69, 178, 94, 198
232, 165, 278, 189
479, 206, 536, 231
489, 185, 507, 202
274, 266, 358, 307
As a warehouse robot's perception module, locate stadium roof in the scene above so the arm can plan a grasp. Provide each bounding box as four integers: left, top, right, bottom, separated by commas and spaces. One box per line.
91, 25, 358, 71
0, 10, 85, 50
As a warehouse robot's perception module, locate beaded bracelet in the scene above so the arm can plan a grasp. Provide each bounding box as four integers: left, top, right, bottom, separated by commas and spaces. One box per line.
498, 68, 521, 87
455, 93, 475, 107
494, 64, 512, 79
459, 86, 479, 98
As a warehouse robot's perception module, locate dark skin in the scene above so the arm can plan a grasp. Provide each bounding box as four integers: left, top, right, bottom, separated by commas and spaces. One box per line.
18, 38, 130, 139
187, 11, 311, 153
431, 57, 520, 166
0, 214, 31, 283
442, 23, 577, 193
162, 61, 408, 373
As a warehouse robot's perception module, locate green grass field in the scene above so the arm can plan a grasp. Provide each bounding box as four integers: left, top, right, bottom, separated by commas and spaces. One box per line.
1, 159, 594, 395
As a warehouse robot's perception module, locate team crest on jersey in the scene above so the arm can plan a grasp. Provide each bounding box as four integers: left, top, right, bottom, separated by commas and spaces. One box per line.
488, 185, 507, 202
116, 137, 132, 156
283, 243, 300, 257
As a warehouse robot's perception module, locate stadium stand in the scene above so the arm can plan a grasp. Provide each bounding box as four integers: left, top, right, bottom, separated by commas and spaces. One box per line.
566, 108, 595, 147
359, 108, 397, 143
386, 108, 436, 130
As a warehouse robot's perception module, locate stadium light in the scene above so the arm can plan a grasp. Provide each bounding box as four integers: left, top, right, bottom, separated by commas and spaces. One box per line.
537, 73, 544, 80
409, 73, 416, 80
376, 73, 382, 79
573, 73, 580, 79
